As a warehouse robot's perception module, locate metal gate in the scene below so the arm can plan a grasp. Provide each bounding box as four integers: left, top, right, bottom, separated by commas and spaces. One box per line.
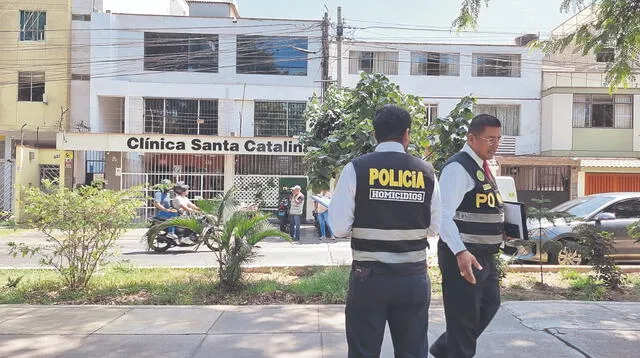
234, 154, 306, 210
500, 165, 571, 208
0, 161, 13, 212
585, 173, 640, 195
120, 153, 224, 220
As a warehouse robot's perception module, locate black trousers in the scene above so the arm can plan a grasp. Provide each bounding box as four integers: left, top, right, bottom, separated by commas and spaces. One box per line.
430, 242, 501, 358
345, 266, 431, 358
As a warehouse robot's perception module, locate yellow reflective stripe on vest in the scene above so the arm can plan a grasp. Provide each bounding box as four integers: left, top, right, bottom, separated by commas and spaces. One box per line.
352, 249, 427, 264
460, 233, 503, 245
454, 211, 504, 223
352, 228, 427, 241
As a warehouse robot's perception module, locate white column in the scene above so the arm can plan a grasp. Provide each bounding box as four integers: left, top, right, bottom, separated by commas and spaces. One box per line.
224, 154, 235, 192
125, 96, 144, 134
633, 95, 640, 151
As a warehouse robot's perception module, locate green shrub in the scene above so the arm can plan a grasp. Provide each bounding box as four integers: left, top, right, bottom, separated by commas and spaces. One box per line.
8, 181, 145, 289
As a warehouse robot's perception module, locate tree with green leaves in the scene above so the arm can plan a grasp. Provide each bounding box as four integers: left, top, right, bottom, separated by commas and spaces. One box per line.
301, 72, 476, 190
455, 0, 640, 89
424, 97, 476, 172
527, 197, 573, 284
8, 180, 145, 289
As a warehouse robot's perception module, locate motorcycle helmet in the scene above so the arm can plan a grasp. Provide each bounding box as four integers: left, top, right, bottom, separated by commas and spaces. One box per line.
174, 183, 190, 194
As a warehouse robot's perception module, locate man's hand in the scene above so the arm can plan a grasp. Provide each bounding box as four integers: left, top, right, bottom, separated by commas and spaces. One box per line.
456, 250, 483, 284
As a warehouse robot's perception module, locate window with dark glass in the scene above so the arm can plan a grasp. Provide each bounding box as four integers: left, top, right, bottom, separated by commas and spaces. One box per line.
572, 94, 633, 129
144, 98, 218, 135
254, 102, 306, 137
411, 52, 460, 76
349, 51, 398, 75
472, 54, 521, 77
18, 72, 45, 102
20, 11, 46, 41
236, 35, 309, 76
144, 32, 218, 73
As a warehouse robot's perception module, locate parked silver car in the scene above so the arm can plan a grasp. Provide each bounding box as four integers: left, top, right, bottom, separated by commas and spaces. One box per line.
506, 192, 640, 265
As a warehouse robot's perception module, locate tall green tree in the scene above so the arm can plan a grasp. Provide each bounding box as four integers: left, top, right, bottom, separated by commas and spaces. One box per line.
300, 72, 476, 191
455, 0, 640, 89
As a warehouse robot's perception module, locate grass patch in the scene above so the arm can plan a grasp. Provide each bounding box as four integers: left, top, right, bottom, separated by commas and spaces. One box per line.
559, 269, 583, 281
2, 267, 640, 305
567, 275, 607, 300
291, 266, 350, 303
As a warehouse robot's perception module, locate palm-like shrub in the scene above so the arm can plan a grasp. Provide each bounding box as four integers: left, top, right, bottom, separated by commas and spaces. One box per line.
146, 187, 290, 288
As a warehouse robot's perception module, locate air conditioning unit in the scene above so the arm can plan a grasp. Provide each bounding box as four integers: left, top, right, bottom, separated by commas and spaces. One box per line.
42, 93, 48, 104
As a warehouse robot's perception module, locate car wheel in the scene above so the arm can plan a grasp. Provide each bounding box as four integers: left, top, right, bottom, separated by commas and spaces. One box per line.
552, 246, 583, 265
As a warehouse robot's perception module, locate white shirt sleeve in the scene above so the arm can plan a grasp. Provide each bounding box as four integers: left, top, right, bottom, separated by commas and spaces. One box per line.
427, 172, 441, 238
328, 163, 356, 238
438, 162, 475, 255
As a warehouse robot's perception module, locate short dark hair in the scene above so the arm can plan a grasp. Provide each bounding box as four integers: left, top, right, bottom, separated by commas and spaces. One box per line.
469, 114, 501, 135
373, 105, 412, 143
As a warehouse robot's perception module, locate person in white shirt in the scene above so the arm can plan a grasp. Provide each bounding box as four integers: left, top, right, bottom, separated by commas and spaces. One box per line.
314, 190, 334, 240
329, 105, 441, 357
289, 185, 305, 241
172, 183, 200, 214
430, 114, 505, 358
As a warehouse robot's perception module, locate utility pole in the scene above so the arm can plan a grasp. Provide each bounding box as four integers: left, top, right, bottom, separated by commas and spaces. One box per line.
321, 12, 330, 98
336, 6, 343, 87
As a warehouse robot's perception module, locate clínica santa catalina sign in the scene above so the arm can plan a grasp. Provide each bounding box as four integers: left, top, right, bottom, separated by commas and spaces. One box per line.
57, 133, 306, 156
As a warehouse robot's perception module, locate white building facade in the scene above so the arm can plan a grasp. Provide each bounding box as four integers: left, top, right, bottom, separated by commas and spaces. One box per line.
541, 6, 640, 197
336, 40, 543, 156
63, 2, 324, 218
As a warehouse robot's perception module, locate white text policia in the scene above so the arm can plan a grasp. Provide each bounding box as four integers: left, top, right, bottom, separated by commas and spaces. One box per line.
126, 137, 305, 153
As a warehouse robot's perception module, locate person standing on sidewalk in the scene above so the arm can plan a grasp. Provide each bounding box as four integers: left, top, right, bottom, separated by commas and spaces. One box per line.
329, 105, 441, 357
430, 114, 505, 358
289, 185, 305, 241
315, 190, 335, 240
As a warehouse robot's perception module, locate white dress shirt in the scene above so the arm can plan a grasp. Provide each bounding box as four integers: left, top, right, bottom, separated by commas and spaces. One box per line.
438, 143, 485, 255
328, 141, 441, 239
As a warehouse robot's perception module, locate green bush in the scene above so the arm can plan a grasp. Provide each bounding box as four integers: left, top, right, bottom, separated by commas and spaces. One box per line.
574, 224, 625, 289
8, 181, 145, 289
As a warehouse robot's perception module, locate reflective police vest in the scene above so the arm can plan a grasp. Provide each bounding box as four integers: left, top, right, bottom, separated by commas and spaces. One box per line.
351, 151, 435, 275
444, 151, 504, 255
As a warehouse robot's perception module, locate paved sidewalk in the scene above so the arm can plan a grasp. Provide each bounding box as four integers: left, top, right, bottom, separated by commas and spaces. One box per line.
1, 301, 638, 357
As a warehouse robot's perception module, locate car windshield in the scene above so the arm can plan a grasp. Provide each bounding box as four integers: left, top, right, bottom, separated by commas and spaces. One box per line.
551, 196, 615, 219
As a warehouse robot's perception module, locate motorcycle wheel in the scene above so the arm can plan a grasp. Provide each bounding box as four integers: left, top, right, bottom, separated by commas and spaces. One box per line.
150, 234, 171, 253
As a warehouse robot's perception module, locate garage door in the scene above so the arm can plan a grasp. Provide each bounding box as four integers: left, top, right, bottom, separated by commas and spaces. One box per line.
585, 173, 640, 195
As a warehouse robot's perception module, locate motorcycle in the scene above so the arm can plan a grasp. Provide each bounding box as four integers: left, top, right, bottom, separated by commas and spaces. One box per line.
145, 214, 219, 253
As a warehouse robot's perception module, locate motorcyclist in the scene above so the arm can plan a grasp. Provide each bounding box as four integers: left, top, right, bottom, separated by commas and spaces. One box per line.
152, 179, 178, 241
171, 183, 199, 245
172, 183, 200, 213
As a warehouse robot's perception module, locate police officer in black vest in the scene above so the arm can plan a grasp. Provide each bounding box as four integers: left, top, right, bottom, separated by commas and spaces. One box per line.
430, 114, 505, 358
329, 105, 441, 357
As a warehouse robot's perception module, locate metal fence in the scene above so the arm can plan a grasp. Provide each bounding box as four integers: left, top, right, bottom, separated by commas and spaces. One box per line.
500, 165, 571, 208
233, 154, 307, 210
120, 152, 225, 220
0, 162, 13, 212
